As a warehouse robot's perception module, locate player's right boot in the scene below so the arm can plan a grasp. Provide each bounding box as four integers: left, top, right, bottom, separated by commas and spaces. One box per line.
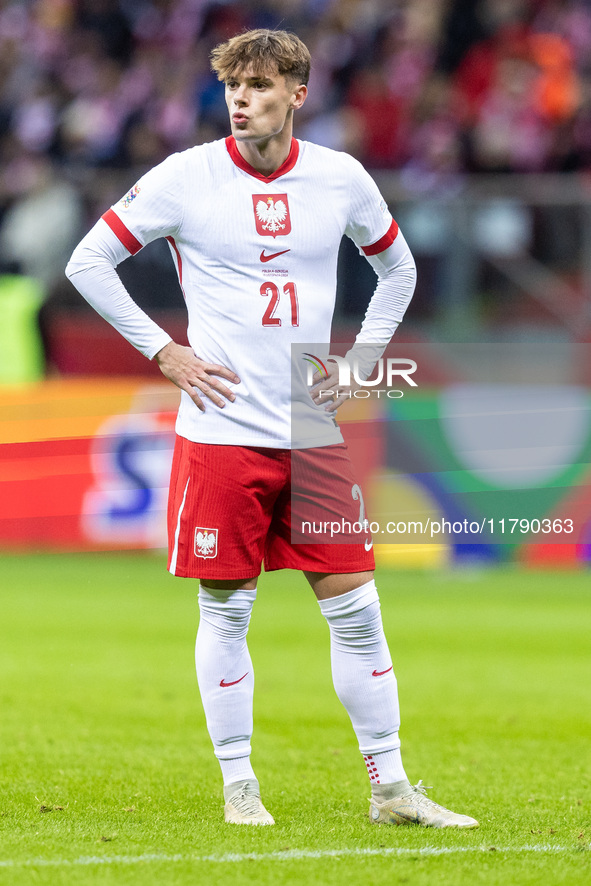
369, 780, 479, 829
223, 778, 275, 825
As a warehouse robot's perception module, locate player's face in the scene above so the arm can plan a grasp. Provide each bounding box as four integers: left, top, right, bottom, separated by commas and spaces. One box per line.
225, 67, 307, 143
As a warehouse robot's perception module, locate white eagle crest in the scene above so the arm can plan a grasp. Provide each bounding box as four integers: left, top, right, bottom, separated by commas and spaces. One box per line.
196, 530, 217, 557
256, 197, 287, 233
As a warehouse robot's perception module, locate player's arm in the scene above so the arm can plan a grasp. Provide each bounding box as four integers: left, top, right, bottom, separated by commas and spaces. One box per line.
65, 158, 239, 411
65, 221, 239, 411
345, 225, 416, 379
312, 203, 416, 411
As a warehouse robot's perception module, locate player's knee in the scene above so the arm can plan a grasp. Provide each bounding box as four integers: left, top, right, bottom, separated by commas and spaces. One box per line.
200, 577, 258, 593
198, 583, 257, 639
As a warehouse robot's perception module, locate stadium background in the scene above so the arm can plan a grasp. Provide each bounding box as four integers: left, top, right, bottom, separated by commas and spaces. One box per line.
0, 5, 590, 884
1, 0, 590, 568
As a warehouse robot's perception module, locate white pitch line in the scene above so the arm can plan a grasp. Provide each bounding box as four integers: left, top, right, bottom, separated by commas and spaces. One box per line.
0, 844, 586, 868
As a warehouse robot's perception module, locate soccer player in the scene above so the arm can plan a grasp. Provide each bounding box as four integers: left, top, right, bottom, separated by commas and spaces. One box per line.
66, 29, 478, 829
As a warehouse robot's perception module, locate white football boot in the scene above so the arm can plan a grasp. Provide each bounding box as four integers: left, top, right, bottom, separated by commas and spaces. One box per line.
223, 778, 275, 825
369, 780, 479, 829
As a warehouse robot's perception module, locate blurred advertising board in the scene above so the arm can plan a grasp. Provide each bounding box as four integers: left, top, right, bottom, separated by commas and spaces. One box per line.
291, 342, 591, 569
2, 345, 590, 569
0, 379, 177, 550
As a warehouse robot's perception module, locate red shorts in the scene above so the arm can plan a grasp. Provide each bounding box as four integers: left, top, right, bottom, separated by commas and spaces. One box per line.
167, 437, 375, 580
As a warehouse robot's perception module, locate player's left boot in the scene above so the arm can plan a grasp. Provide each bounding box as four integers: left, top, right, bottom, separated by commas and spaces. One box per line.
369, 780, 479, 829
223, 778, 275, 825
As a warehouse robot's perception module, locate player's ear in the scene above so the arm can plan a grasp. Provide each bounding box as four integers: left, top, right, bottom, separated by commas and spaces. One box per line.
290, 84, 307, 111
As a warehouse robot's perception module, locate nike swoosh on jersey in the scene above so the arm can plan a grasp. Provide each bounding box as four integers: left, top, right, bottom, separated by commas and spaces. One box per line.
219, 673, 249, 687
260, 249, 290, 262
372, 666, 393, 677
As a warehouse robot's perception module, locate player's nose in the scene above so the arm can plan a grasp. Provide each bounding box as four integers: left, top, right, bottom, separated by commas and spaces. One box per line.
233, 85, 249, 105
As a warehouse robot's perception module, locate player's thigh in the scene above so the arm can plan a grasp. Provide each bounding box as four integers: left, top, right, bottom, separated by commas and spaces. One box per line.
264, 444, 375, 574
304, 570, 375, 599
168, 438, 286, 579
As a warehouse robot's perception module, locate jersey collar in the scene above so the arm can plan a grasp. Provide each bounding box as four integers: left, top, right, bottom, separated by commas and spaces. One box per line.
225, 136, 299, 182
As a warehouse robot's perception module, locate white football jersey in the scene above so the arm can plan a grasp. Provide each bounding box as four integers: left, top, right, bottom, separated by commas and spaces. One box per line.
80, 137, 402, 447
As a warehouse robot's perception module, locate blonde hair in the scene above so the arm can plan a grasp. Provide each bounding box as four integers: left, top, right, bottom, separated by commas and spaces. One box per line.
210, 29, 311, 85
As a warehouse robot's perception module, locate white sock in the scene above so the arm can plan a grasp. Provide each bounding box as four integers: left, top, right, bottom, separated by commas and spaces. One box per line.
195, 584, 257, 783
218, 755, 256, 787
363, 749, 407, 785
318, 580, 407, 785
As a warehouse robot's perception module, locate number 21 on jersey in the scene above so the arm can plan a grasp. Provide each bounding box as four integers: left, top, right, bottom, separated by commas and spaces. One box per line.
260, 281, 299, 327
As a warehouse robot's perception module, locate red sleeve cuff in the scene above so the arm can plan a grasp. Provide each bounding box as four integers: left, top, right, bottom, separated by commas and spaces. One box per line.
361, 218, 399, 256
101, 208, 143, 255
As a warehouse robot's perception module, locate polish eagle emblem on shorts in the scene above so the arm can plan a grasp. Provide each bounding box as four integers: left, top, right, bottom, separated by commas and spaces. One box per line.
252, 193, 291, 237
194, 527, 218, 559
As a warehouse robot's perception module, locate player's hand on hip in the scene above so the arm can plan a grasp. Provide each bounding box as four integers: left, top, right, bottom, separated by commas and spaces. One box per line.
155, 342, 240, 412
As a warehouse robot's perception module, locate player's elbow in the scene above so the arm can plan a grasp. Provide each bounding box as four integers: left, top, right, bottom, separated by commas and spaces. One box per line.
64, 257, 77, 281
65, 240, 109, 283
65, 240, 87, 281
406, 253, 417, 294
392, 242, 417, 295
381, 252, 417, 292
64, 258, 89, 289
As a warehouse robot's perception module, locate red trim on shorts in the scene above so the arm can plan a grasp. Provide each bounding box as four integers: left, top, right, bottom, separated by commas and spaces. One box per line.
166, 236, 186, 299
101, 208, 143, 255
225, 136, 299, 182
362, 219, 399, 256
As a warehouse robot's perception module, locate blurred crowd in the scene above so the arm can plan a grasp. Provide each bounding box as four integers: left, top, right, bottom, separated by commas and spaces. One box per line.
2, 0, 591, 294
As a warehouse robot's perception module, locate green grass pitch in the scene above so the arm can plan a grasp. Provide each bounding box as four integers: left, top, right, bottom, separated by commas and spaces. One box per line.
0, 552, 589, 885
